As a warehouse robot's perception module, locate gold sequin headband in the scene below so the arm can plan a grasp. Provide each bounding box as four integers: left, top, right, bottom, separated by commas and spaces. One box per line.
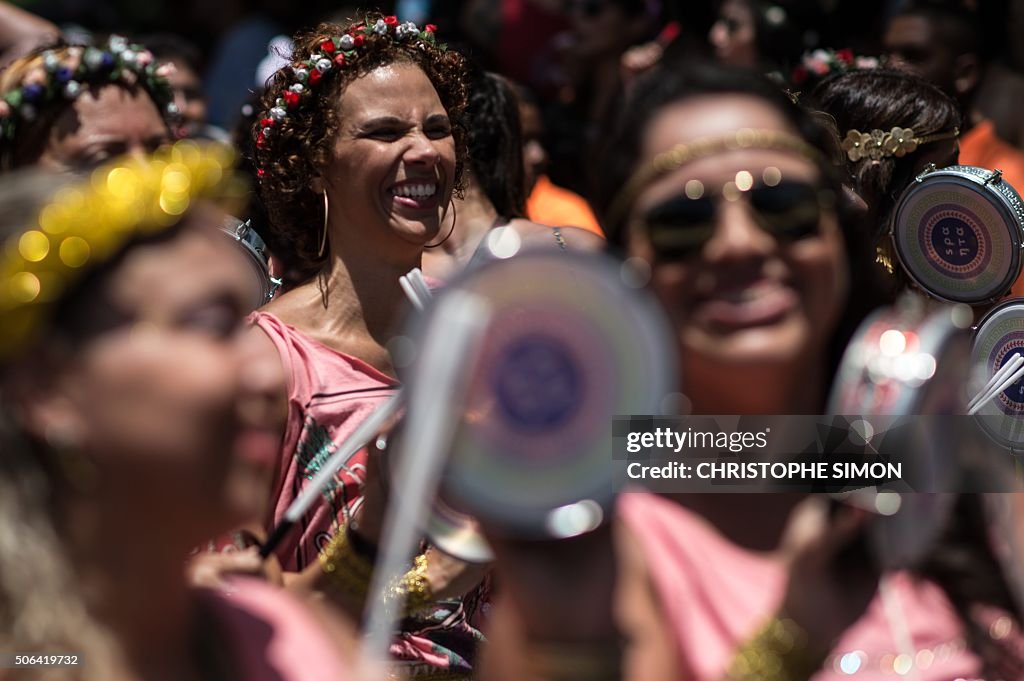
0, 140, 245, 361
607, 128, 824, 227
841, 126, 959, 163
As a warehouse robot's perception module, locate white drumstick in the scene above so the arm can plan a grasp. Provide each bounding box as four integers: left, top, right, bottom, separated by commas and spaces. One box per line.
361, 290, 491, 677
399, 275, 426, 312
260, 392, 403, 558
408, 267, 433, 303
969, 363, 1024, 415
968, 355, 1023, 411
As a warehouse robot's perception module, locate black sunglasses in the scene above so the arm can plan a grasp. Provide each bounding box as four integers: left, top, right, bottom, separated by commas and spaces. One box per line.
640, 180, 832, 261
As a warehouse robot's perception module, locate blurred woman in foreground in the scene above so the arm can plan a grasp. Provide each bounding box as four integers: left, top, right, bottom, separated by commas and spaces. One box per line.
0, 145, 351, 680
481, 62, 1021, 681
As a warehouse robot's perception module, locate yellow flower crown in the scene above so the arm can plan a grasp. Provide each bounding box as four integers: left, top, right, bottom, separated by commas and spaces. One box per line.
841, 126, 959, 163
0, 141, 245, 361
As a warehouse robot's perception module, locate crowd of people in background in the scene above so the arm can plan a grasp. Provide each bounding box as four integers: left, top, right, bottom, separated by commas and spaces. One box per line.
4, 0, 1024, 680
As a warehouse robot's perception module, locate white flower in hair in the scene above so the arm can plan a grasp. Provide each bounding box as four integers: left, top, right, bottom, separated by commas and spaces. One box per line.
84, 47, 104, 69
316, 58, 332, 73
270, 106, 286, 120
373, 19, 387, 34
340, 34, 355, 50
396, 22, 419, 39
109, 35, 128, 53
63, 81, 81, 98
294, 67, 309, 82
289, 83, 304, 93
43, 51, 59, 71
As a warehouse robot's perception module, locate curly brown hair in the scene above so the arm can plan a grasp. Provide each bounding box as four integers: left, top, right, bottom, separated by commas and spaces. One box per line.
254, 14, 470, 281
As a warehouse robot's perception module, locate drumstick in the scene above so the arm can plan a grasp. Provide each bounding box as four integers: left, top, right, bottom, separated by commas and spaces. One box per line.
408, 267, 433, 303
969, 363, 1024, 416
399, 275, 426, 312
967, 355, 1022, 411
968, 360, 1024, 415
968, 355, 1024, 411
259, 392, 404, 559
361, 290, 491, 677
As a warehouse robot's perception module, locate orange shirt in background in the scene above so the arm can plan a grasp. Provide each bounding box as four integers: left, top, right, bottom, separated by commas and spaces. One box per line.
526, 175, 605, 237
958, 120, 1024, 296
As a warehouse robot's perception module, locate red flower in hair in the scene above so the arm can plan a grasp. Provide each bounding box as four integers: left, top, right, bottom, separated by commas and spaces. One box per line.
353, 34, 365, 47
256, 168, 265, 178
309, 69, 322, 85
792, 65, 808, 85
837, 49, 854, 65
321, 39, 336, 53
334, 53, 346, 67
425, 24, 437, 33
283, 90, 300, 107
260, 117, 274, 128
384, 15, 398, 26
256, 133, 266, 148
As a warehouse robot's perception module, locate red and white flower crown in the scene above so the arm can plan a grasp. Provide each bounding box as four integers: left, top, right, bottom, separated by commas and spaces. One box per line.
254, 16, 440, 153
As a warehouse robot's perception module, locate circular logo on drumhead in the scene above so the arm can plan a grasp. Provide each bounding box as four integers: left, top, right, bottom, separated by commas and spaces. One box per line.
491, 334, 582, 431
920, 205, 989, 278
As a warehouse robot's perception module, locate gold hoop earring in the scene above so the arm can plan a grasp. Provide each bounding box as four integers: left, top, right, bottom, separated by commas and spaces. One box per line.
425, 199, 456, 249
318, 191, 329, 258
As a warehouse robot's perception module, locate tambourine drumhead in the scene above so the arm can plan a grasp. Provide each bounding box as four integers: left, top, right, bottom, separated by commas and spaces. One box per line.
892, 166, 1024, 304
971, 298, 1024, 448
829, 301, 968, 416
421, 250, 675, 542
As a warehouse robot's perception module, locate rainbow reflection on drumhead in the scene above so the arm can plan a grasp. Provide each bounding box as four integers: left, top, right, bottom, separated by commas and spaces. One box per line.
412, 249, 676, 540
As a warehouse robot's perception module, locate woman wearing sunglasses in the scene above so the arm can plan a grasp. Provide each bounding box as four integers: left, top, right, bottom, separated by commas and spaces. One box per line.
480, 62, 1020, 681
0, 146, 351, 681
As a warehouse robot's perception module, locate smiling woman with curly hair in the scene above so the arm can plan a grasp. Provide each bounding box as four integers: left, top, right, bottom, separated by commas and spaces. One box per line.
254, 15, 470, 281
245, 12, 484, 679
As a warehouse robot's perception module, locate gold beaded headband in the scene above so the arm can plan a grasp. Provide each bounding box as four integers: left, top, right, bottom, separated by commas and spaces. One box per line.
607, 128, 824, 227
0, 141, 245, 361
840, 126, 959, 163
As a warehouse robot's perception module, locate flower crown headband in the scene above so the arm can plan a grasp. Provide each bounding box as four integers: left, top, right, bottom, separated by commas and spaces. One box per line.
841, 126, 959, 163
0, 141, 244, 361
255, 16, 442, 153
0, 36, 177, 146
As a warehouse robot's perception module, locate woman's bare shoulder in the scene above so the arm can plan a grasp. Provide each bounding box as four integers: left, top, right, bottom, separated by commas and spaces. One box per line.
507, 219, 607, 253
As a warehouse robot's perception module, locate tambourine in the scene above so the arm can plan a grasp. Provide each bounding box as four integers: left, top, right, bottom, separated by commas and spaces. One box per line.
829, 296, 971, 416
220, 217, 281, 308
828, 296, 971, 569
406, 250, 676, 560
890, 165, 1024, 305
969, 298, 1024, 449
